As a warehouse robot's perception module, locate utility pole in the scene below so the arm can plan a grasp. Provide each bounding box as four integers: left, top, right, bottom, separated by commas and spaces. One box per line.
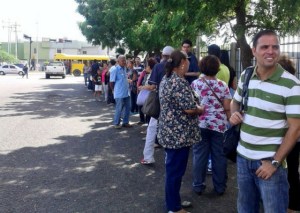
23, 34, 32, 79
2, 20, 20, 57
12, 22, 20, 58
2, 20, 12, 54
36, 22, 39, 71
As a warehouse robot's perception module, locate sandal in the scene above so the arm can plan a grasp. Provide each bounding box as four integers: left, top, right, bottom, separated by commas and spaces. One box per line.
140, 159, 154, 165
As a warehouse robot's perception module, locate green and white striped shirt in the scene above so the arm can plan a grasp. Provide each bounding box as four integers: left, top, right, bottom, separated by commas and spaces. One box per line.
233, 64, 300, 160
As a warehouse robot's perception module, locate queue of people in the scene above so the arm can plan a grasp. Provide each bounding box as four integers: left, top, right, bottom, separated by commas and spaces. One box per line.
82, 31, 300, 213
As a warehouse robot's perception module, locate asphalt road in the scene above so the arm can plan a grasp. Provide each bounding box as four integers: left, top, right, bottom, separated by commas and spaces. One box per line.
0, 72, 238, 213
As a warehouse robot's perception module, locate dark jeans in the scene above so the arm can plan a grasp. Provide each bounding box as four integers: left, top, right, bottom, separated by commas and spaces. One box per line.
130, 91, 138, 113
287, 142, 300, 211
192, 128, 227, 194
107, 86, 115, 104
165, 147, 190, 212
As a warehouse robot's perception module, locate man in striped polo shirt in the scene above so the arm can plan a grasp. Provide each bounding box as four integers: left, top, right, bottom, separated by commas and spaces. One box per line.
230, 30, 300, 213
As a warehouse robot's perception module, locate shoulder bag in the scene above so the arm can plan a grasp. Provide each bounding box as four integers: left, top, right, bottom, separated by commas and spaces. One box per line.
136, 89, 151, 106
142, 90, 160, 119
223, 66, 254, 162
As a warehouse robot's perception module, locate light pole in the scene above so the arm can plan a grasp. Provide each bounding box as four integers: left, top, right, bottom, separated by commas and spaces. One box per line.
23, 34, 32, 79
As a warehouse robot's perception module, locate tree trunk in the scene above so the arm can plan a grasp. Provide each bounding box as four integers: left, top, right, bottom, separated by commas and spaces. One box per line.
237, 36, 253, 69
234, 0, 253, 69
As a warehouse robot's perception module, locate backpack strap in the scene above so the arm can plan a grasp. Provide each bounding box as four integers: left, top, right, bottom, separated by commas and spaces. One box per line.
241, 66, 255, 112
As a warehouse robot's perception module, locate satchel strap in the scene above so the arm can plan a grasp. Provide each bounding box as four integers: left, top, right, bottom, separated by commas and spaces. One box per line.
241, 66, 254, 112
201, 77, 223, 106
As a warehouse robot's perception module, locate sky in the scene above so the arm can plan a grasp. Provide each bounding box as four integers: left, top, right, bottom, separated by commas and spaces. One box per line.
0, 0, 86, 43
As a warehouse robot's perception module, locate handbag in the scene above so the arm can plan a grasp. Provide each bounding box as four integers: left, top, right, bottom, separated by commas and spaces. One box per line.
142, 90, 160, 119
223, 66, 254, 162
136, 89, 150, 106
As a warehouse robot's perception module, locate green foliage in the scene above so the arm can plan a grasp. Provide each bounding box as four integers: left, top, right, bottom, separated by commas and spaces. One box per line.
75, 0, 300, 67
0, 49, 18, 63
115, 47, 125, 55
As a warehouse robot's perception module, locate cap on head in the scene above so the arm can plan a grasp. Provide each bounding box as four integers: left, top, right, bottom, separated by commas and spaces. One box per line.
208, 44, 221, 58
162, 46, 174, 56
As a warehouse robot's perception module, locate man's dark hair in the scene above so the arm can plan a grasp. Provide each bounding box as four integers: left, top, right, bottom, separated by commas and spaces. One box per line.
181, 39, 192, 47
252, 29, 278, 48
110, 59, 116, 65
147, 57, 157, 69
207, 44, 221, 59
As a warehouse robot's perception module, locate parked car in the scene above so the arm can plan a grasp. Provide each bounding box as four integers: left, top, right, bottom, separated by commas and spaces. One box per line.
14, 63, 25, 69
45, 61, 66, 79
0, 64, 24, 75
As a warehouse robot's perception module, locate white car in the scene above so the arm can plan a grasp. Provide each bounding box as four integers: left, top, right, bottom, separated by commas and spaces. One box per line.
0, 64, 24, 76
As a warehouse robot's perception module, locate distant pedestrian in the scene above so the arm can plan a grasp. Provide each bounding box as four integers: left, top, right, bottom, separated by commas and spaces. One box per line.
101, 62, 109, 102
208, 44, 230, 85
83, 61, 89, 87
278, 55, 300, 213
181, 39, 200, 84
110, 55, 132, 129
22, 64, 28, 79
93, 69, 102, 101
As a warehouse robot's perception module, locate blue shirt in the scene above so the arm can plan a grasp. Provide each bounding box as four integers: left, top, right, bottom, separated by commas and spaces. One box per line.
148, 61, 167, 89
110, 65, 129, 99
186, 53, 200, 84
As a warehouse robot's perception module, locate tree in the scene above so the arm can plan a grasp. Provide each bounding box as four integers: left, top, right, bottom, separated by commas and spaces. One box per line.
75, 0, 300, 68
0, 49, 18, 63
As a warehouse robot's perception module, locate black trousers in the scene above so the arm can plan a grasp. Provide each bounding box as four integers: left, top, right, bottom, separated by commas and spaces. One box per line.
130, 91, 138, 113
287, 142, 300, 211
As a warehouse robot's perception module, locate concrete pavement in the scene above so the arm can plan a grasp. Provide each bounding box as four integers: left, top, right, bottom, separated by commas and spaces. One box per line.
0, 73, 238, 212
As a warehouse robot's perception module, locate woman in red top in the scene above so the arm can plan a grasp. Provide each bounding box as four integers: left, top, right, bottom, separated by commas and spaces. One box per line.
101, 62, 109, 102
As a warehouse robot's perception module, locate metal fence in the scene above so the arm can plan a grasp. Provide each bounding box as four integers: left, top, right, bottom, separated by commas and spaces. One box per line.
198, 38, 300, 80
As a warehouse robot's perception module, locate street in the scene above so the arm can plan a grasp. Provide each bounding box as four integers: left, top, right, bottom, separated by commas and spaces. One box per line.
0, 72, 238, 213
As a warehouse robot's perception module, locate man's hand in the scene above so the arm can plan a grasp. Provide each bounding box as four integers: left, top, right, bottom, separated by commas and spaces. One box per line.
255, 160, 277, 180
229, 111, 243, 126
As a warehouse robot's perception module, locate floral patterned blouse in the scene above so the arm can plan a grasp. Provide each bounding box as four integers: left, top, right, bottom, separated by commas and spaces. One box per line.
157, 72, 201, 149
191, 77, 231, 133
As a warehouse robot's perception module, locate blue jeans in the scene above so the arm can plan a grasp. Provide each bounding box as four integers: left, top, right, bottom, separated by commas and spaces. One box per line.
113, 97, 130, 125
165, 147, 190, 212
237, 155, 289, 213
192, 128, 227, 194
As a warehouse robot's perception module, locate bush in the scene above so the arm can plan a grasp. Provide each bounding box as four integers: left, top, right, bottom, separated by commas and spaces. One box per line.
0, 50, 18, 64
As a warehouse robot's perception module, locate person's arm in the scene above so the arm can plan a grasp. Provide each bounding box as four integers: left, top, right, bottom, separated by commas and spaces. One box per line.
231, 76, 237, 90
139, 84, 156, 91
184, 105, 204, 115
110, 82, 115, 91
274, 118, 300, 163
256, 117, 300, 180
185, 71, 200, 77
229, 99, 243, 125
223, 99, 231, 120
137, 71, 145, 87
109, 67, 116, 91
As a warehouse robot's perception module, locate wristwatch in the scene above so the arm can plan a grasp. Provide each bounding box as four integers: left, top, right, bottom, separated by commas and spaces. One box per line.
271, 158, 281, 168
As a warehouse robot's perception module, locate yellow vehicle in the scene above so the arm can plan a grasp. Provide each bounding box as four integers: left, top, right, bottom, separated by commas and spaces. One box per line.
53, 53, 110, 76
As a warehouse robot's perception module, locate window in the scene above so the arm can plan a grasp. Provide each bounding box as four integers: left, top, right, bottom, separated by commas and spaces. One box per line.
57, 49, 62, 53
34, 48, 37, 54
82, 51, 87, 54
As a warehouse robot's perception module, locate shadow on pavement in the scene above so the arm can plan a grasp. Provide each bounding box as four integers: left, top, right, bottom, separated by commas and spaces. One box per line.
0, 81, 238, 212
